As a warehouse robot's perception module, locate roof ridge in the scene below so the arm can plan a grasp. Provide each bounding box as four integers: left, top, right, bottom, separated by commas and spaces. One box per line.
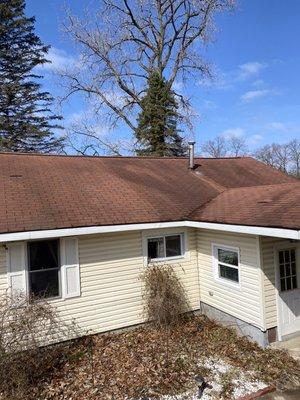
0, 152, 247, 160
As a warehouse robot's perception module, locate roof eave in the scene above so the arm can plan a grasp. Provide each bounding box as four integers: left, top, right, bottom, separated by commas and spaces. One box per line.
0, 220, 299, 243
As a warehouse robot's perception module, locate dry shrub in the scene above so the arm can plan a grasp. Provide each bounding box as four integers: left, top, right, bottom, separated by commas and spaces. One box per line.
0, 291, 78, 400
141, 264, 190, 328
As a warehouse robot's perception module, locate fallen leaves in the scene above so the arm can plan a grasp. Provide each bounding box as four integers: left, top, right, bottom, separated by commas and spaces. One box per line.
16, 315, 300, 400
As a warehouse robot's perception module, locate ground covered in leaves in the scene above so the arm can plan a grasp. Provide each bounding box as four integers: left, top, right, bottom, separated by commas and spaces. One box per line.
28, 316, 300, 400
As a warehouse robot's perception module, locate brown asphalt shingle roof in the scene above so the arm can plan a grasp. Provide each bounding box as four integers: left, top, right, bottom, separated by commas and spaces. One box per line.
189, 182, 300, 230
0, 153, 298, 234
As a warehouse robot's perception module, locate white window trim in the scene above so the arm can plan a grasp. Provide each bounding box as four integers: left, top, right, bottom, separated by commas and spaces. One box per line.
6, 237, 81, 301
6, 241, 28, 297
143, 231, 187, 266
212, 243, 241, 290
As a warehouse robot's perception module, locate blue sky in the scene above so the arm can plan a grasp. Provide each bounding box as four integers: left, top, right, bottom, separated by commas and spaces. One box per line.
26, 0, 300, 154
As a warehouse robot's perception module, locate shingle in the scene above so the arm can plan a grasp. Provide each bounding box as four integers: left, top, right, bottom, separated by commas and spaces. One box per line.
189, 182, 300, 230
0, 153, 298, 234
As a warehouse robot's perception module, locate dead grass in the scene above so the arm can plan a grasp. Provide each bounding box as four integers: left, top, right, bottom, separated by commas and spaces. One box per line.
27, 315, 300, 400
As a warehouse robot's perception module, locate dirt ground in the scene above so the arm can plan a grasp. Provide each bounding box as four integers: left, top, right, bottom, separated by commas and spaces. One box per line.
29, 315, 300, 400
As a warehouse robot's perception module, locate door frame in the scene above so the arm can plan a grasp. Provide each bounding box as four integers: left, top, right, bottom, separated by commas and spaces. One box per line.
274, 241, 300, 341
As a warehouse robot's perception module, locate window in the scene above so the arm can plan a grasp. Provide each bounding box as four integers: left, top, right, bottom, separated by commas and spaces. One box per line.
147, 234, 183, 262
278, 248, 297, 292
28, 239, 60, 298
213, 244, 240, 285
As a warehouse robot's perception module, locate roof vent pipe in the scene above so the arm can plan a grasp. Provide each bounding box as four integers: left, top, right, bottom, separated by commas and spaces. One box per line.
188, 141, 196, 169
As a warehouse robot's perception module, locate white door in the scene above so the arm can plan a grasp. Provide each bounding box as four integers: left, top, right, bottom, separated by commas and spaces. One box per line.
277, 247, 300, 338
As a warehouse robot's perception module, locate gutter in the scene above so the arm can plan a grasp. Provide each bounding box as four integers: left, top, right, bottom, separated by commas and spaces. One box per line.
0, 220, 299, 243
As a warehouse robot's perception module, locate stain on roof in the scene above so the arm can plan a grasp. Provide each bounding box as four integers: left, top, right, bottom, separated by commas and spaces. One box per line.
0, 152, 298, 234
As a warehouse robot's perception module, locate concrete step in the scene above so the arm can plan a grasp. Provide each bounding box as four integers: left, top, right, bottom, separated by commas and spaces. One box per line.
270, 337, 300, 361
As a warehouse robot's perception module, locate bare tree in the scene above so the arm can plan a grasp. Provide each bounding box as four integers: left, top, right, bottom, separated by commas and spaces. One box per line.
273, 143, 290, 173
227, 136, 248, 157
288, 138, 300, 178
254, 144, 279, 168
202, 135, 228, 157
62, 0, 234, 154
254, 143, 290, 172
66, 119, 123, 156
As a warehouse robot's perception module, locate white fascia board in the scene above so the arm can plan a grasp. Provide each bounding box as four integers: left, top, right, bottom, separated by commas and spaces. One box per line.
0, 220, 299, 243
185, 221, 300, 240
0, 221, 186, 243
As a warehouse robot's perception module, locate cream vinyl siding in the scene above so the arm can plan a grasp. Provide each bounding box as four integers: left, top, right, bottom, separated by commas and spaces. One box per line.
0, 228, 199, 335
260, 236, 292, 329
197, 230, 264, 329
0, 245, 7, 293
53, 231, 143, 334
143, 227, 200, 311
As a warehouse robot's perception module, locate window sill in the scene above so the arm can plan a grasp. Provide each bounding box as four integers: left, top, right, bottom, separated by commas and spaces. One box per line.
148, 254, 186, 265
33, 294, 62, 303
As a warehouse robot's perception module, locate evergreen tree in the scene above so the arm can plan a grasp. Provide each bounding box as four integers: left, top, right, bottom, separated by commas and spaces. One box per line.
0, 0, 63, 153
135, 71, 186, 156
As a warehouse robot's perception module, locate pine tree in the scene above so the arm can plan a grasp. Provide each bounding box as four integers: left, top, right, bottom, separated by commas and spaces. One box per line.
0, 0, 63, 153
135, 71, 186, 156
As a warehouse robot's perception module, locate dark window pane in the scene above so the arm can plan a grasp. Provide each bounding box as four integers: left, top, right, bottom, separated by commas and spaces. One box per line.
280, 278, 286, 292
279, 251, 284, 264
29, 270, 59, 298
219, 264, 239, 282
284, 250, 290, 263
292, 276, 298, 290
291, 249, 295, 262
218, 249, 238, 266
286, 277, 292, 291
286, 264, 291, 277
166, 235, 181, 257
291, 262, 296, 275
280, 264, 285, 278
29, 240, 59, 271
148, 237, 164, 260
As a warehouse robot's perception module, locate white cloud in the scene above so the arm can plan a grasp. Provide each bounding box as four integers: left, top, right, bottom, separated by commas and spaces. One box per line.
265, 122, 287, 131
198, 61, 267, 90
42, 47, 77, 71
240, 89, 270, 102
252, 79, 265, 88
221, 127, 245, 139
202, 100, 217, 110
248, 134, 263, 145
172, 80, 184, 91
238, 62, 267, 80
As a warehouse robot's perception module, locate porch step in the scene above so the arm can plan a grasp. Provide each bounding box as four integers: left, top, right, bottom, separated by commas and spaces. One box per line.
270, 337, 300, 360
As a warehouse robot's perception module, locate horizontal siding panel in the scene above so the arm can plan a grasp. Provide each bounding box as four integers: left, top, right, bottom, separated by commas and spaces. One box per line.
197, 229, 264, 329
0, 228, 197, 336
54, 228, 200, 335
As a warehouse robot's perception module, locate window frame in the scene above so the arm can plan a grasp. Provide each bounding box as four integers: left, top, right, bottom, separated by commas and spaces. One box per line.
145, 232, 185, 264
278, 247, 298, 292
212, 243, 241, 289
27, 239, 62, 300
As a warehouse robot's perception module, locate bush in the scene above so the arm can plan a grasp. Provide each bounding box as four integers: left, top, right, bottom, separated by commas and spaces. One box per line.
0, 292, 78, 400
141, 264, 190, 328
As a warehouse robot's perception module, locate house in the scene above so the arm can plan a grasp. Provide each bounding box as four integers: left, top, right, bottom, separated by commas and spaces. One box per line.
0, 145, 299, 347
